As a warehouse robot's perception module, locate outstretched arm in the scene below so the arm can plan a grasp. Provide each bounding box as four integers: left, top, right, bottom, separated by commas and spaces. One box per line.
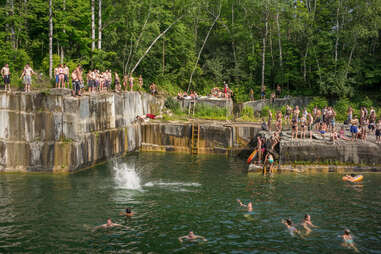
178, 236, 186, 243
195, 235, 207, 242
237, 199, 247, 207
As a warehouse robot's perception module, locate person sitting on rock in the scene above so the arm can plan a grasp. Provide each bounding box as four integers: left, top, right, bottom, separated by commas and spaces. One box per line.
331, 128, 338, 144
319, 122, 327, 140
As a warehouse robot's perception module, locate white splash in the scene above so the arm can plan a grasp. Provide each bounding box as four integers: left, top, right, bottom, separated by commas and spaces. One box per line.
113, 162, 141, 190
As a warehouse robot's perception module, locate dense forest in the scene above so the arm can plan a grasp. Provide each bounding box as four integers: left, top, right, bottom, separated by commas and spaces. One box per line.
0, 0, 380, 102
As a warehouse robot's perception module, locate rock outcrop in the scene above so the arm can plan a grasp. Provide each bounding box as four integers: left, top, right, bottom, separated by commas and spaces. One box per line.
0, 90, 162, 172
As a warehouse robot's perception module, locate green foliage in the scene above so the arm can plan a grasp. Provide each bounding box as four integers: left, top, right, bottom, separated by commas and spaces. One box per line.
194, 105, 229, 120
164, 97, 181, 114
334, 98, 352, 121
307, 97, 329, 112
0, 0, 380, 101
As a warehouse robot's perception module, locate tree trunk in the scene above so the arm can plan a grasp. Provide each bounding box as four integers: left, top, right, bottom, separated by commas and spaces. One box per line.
187, 4, 221, 93
261, 13, 268, 93
98, 0, 102, 50
10, 0, 15, 49
162, 38, 165, 74
130, 15, 184, 75
276, 11, 283, 81
334, 0, 341, 66
61, 0, 66, 64
91, 0, 95, 51
304, 44, 309, 84
345, 42, 356, 79
49, 0, 53, 79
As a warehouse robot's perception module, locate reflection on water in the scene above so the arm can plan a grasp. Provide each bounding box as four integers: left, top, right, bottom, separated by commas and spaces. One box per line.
0, 153, 380, 253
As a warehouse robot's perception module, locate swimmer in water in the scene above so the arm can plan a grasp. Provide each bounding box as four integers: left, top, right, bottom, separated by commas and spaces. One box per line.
341, 229, 359, 252
120, 207, 134, 217
301, 214, 318, 235
282, 219, 303, 238
93, 218, 126, 231
237, 199, 253, 212
178, 231, 207, 243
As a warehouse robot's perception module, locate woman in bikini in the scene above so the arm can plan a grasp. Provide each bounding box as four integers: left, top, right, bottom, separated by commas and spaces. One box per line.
341, 229, 359, 252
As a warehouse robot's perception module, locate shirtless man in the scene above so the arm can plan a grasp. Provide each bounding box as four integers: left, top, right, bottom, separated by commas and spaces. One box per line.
301, 214, 318, 236
350, 116, 359, 142
71, 65, 82, 96
376, 119, 381, 144
63, 64, 69, 88
138, 75, 143, 89
178, 231, 207, 243
123, 74, 128, 91
20, 64, 36, 92
257, 136, 262, 164
115, 72, 121, 92
93, 218, 125, 231
129, 75, 134, 91
57, 64, 65, 89
307, 113, 314, 139
150, 83, 157, 96
1, 64, 11, 91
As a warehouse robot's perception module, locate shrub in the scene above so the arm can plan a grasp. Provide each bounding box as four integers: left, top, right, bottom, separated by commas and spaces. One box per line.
194, 105, 228, 120
307, 97, 328, 112
334, 97, 351, 121
164, 97, 181, 113
241, 106, 254, 118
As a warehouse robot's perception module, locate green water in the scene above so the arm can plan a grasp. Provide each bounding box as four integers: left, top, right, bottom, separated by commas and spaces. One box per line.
0, 153, 380, 253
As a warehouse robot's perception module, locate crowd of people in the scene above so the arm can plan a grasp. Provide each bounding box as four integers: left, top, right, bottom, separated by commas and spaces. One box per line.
260, 104, 380, 144
1, 63, 156, 96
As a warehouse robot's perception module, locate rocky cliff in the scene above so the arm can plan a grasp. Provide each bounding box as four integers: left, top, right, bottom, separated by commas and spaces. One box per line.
0, 90, 162, 172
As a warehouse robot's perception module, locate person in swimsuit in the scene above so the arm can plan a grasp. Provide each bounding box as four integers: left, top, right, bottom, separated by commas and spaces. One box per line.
282, 219, 303, 238
276, 84, 281, 98
58, 64, 65, 88
276, 111, 283, 132
301, 214, 318, 235
319, 122, 327, 140
249, 88, 254, 101
376, 119, 381, 144
115, 72, 121, 92
268, 110, 273, 132
54, 65, 59, 88
291, 116, 298, 140
129, 75, 134, 91
300, 115, 307, 139
314, 109, 322, 130
350, 116, 359, 141
307, 113, 314, 139
369, 111, 376, 134
178, 231, 207, 243
120, 208, 134, 217
20, 64, 36, 92
257, 136, 262, 164
285, 105, 292, 126
263, 152, 274, 174
1, 64, 11, 91
261, 85, 266, 100
93, 218, 125, 231
138, 75, 143, 89
347, 106, 353, 124
237, 199, 253, 212
64, 64, 69, 88
341, 229, 359, 252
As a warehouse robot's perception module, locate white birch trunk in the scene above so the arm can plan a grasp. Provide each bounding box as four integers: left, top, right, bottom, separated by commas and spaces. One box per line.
98, 0, 102, 50
61, 0, 65, 64
10, 0, 15, 48
49, 0, 53, 79
91, 0, 95, 51
276, 11, 283, 68
130, 15, 184, 75
187, 5, 221, 92
261, 14, 268, 93
334, 0, 341, 65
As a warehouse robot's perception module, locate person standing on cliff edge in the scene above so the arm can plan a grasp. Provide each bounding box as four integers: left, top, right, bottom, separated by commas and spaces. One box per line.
20, 64, 36, 92
1, 64, 11, 92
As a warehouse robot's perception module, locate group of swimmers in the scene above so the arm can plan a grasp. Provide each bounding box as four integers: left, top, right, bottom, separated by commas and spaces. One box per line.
238, 200, 359, 252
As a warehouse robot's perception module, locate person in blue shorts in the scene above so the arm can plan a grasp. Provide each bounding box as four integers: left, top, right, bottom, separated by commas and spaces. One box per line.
350, 116, 359, 141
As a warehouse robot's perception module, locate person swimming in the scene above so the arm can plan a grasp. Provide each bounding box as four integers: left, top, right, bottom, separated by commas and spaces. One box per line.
237, 199, 253, 212
282, 219, 303, 238
120, 207, 134, 217
178, 231, 207, 243
301, 214, 318, 235
93, 218, 126, 231
341, 229, 359, 252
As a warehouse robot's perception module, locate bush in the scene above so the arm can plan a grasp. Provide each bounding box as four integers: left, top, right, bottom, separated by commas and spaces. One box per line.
241, 106, 254, 118
307, 97, 328, 112
334, 97, 351, 121
194, 105, 228, 120
164, 97, 181, 113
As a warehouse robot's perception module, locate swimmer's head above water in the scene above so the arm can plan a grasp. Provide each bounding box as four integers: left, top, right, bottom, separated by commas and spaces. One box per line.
125, 208, 132, 214
344, 229, 350, 235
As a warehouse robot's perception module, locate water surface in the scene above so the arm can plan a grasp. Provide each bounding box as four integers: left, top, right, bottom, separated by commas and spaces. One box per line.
0, 153, 380, 253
